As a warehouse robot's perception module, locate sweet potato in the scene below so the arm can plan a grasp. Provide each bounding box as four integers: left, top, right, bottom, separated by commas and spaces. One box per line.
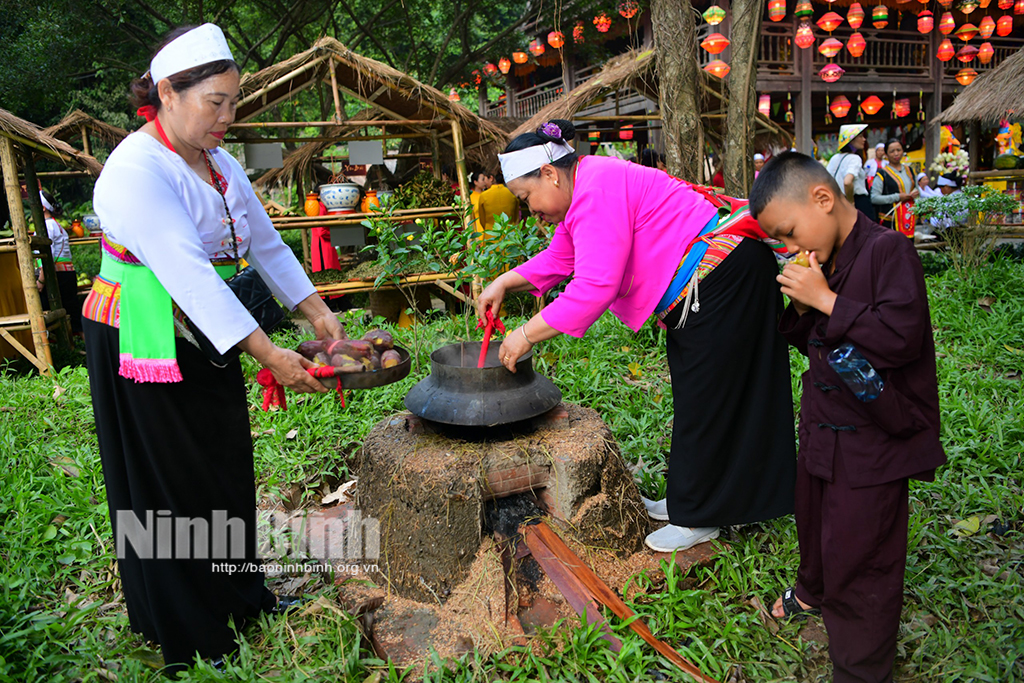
324, 338, 373, 359
381, 349, 402, 368
297, 340, 326, 360
362, 328, 394, 353
370, 350, 382, 369
330, 353, 365, 373
313, 351, 331, 366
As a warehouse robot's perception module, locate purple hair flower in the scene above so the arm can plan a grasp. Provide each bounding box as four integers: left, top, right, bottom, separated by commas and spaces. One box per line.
539, 122, 562, 139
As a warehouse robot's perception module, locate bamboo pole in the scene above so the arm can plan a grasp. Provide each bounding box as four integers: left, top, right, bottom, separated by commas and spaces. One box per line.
572, 114, 664, 121
0, 137, 52, 374
430, 131, 441, 179
450, 119, 479, 299
22, 150, 69, 349
237, 55, 328, 109
225, 134, 430, 145
3, 132, 77, 165
329, 59, 344, 124
229, 119, 444, 128
80, 124, 91, 156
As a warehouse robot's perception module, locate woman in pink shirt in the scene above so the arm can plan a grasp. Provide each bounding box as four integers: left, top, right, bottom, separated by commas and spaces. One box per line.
478, 120, 795, 551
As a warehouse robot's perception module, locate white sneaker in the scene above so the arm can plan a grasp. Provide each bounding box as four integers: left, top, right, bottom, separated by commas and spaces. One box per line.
641, 496, 670, 521
644, 524, 720, 552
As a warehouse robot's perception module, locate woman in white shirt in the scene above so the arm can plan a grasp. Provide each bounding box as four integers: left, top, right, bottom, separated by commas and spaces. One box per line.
36, 191, 82, 333
825, 124, 876, 221
83, 24, 344, 671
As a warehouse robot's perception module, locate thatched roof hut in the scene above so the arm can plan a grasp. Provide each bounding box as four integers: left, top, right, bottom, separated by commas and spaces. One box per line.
42, 109, 128, 153
237, 36, 507, 188
511, 48, 792, 149
935, 47, 1024, 126
0, 108, 103, 176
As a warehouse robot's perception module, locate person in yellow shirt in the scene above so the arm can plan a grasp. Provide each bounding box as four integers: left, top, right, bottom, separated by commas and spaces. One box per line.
477, 174, 520, 233
468, 170, 493, 230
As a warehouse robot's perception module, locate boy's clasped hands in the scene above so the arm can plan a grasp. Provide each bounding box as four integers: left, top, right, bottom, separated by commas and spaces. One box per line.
778, 252, 838, 317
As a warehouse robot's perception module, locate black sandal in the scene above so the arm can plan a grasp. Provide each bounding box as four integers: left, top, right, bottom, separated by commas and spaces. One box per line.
778, 587, 821, 618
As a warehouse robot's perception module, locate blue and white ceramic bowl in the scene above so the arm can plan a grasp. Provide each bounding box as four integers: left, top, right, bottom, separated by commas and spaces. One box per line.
319, 183, 360, 211
81, 214, 102, 234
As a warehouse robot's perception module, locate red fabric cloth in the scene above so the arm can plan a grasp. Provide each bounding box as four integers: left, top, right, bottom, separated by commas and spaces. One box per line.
311, 202, 341, 272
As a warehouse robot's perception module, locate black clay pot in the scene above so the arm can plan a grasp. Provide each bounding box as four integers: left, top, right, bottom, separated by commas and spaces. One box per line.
404, 341, 562, 426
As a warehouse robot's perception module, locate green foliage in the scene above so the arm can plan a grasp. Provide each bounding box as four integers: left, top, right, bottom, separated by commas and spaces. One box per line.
388, 173, 456, 211
463, 213, 547, 284
912, 185, 1019, 223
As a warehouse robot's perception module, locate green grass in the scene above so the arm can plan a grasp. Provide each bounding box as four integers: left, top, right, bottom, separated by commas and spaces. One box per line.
0, 256, 1022, 681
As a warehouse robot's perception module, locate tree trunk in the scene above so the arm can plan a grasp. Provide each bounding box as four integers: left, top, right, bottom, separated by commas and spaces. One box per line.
651, 0, 704, 183
724, 0, 764, 196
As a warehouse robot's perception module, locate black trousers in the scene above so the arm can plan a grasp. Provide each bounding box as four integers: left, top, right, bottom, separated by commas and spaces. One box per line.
41, 270, 82, 333
662, 238, 796, 527
794, 449, 908, 683
84, 319, 275, 670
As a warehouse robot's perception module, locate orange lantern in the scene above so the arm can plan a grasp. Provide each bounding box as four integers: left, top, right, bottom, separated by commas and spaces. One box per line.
939, 11, 956, 33
847, 32, 867, 57
997, 14, 1014, 34
956, 44, 980, 61
448, 88, 460, 102
893, 98, 911, 118
1017, 0, 1024, 14
981, 0, 992, 8
861, 94, 884, 114
704, 5, 727, 24
547, 31, 565, 48
938, 0, 952, 7
512, 51, 528, 64
979, 15, 996, 38
848, 2, 865, 28
618, 0, 639, 18
956, 67, 979, 85
529, 39, 546, 56
918, 10, 934, 32
593, 12, 612, 32
956, 23, 979, 40
498, 57, 511, 73
872, 5, 889, 28
769, 0, 787, 22
795, 21, 816, 48
830, 95, 852, 118
937, 38, 956, 60
759, 93, 772, 116
999, 0, 1013, 7
820, 63, 846, 82
978, 41, 995, 62
817, 11, 844, 31
819, 37, 844, 57
573, 21, 585, 43
483, 62, 499, 77
704, 59, 731, 78
701, 32, 731, 54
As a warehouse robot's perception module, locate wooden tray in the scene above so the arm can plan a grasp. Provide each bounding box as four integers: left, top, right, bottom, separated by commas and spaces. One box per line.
314, 345, 412, 390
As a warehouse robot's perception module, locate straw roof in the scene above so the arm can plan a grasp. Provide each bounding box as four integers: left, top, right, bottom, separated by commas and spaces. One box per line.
0, 108, 103, 176
935, 47, 1024, 126
512, 48, 792, 147
42, 109, 128, 149
236, 37, 507, 161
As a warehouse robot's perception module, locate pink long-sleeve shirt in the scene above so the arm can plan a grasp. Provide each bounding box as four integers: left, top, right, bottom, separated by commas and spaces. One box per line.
515, 155, 718, 337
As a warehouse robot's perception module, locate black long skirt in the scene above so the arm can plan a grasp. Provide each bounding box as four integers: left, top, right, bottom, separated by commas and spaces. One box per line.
84, 319, 275, 671
661, 238, 796, 527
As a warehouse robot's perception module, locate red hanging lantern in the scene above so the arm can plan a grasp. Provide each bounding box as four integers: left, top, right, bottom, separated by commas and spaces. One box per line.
819, 37, 844, 57
498, 57, 511, 73
483, 62, 499, 77
795, 22, 816, 48
956, 44, 980, 61
979, 15, 996, 38
999, 0, 1013, 7
448, 88, 460, 102
704, 5, 727, 24
939, 12, 956, 33
938, 0, 953, 7
759, 93, 772, 116
873, 5, 889, 28
848, 2, 865, 28
529, 39, 546, 56
820, 63, 846, 82
956, 67, 979, 85
795, 1, 814, 19
847, 32, 867, 57
893, 98, 911, 117
978, 41, 995, 62
1017, 0, 1024, 14
704, 59, 731, 78
619, 124, 634, 140
701, 33, 731, 54
593, 12, 612, 32
956, 23, 979, 40
937, 38, 956, 60
829, 95, 852, 118
618, 0, 639, 18
997, 14, 1014, 34
769, 0, 787, 22
512, 51, 528, 64
573, 21, 585, 43
918, 10, 934, 33
547, 31, 565, 48
817, 11, 844, 31
861, 94, 884, 114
